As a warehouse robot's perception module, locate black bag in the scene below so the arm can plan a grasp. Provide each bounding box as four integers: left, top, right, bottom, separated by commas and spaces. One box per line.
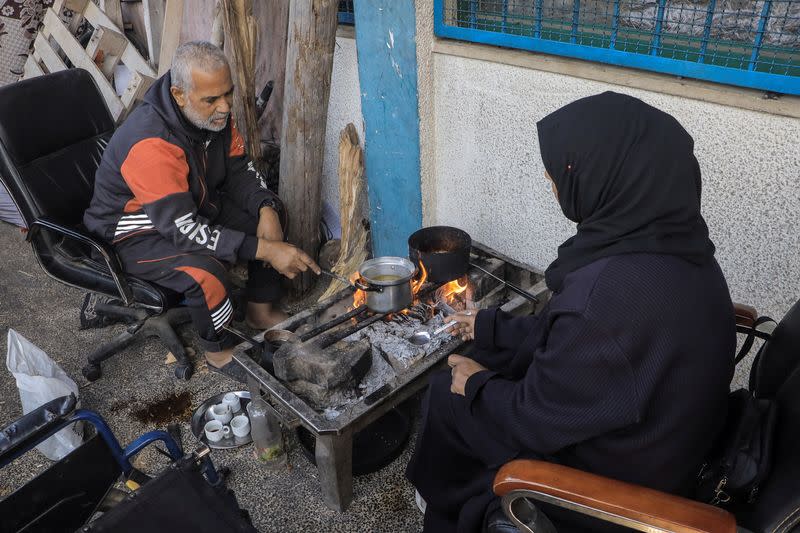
697, 388, 778, 506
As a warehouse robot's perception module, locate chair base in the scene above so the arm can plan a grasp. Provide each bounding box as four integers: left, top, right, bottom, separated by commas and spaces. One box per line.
82, 307, 193, 382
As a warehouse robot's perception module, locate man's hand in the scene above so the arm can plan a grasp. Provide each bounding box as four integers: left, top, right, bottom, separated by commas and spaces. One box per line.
257, 206, 283, 242
256, 239, 321, 279
449, 310, 477, 341
448, 354, 487, 396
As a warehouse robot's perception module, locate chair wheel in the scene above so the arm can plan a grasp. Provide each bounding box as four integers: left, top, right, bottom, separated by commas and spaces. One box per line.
174, 364, 193, 381
82, 364, 102, 382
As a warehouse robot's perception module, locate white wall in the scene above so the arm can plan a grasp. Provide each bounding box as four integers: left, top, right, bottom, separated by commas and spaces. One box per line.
426, 53, 800, 325
322, 35, 365, 235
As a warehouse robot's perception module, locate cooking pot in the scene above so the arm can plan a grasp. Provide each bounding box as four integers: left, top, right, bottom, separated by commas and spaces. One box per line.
408, 226, 539, 304
357, 257, 417, 313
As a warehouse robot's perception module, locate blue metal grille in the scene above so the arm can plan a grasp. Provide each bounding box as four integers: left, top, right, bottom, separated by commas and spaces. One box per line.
435, 0, 800, 95
338, 0, 355, 25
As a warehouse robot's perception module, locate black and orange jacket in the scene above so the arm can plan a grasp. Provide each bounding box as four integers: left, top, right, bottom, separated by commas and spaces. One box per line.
84, 73, 281, 263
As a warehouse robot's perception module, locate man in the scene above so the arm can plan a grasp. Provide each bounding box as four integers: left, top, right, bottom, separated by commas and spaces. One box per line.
84, 41, 319, 382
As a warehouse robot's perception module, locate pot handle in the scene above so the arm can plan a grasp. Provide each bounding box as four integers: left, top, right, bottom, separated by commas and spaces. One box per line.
354, 278, 383, 293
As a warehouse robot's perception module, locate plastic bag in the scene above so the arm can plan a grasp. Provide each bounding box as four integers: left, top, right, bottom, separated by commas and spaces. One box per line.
5, 329, 83, 460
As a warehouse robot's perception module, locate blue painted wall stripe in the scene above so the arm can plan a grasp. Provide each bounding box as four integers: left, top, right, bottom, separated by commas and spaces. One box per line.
354, 0, 423, 258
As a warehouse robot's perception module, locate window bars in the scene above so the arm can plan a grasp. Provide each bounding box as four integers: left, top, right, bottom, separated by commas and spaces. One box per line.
435, 0, 800, 95
338, 0, 355, 25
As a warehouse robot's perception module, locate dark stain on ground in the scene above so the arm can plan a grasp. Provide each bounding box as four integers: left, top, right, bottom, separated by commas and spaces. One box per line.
130, 391, 193, 425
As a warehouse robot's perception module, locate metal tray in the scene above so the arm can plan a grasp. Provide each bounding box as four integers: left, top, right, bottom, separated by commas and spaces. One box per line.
190, 390, 252, 450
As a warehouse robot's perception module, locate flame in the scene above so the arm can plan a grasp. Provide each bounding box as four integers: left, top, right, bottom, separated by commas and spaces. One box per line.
411, 260, 428, 296
437, 276, 469, 305
351, 271, 367, 308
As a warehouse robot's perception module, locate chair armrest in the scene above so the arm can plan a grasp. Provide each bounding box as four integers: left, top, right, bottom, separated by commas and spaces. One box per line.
493, 459, 736, 533
28, 217, 134, 305
734, 302, 758, 328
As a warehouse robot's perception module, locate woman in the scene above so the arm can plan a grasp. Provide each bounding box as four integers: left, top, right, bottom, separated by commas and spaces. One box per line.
406, 92, 736, 532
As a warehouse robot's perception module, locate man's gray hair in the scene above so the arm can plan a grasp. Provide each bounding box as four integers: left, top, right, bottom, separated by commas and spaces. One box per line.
170, 41, 229, 91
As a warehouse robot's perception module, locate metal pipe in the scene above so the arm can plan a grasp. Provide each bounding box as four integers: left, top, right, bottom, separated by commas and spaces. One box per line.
749, 0, 773, 71
650, 0, 667, 56
699, 0, 717, 64
570, 0, 580, 44
534, 0, 543, 38
610, 0, 620, 49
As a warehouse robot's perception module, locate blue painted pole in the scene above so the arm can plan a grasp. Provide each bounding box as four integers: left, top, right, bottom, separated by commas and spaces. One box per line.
354, 0, 423, 258
698, 0, 717, 63
469, 0, 478, 28
610, 0, 620, 49
570, 0, 580, 44
749, 0, 773, 71
534, 0, 543, 38
651, 0, 667, 56
501, 0, 509, 33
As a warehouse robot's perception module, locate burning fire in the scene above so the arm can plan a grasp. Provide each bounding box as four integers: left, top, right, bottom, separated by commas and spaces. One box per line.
436, 277, 469, 305
411, 261, 428, 295
351, 271, 367, 308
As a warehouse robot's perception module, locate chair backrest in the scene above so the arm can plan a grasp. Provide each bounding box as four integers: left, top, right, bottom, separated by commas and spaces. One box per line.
736, 299, 800, 533
0, 69, 114, 228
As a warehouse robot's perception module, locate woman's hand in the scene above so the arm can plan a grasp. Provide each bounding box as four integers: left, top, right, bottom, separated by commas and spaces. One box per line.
448, 354, 487, 396
449, 310, 477, 341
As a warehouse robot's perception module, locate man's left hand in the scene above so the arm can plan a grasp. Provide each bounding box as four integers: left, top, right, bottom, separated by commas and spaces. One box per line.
448, 354, 487, 396
257, 206, 283, 242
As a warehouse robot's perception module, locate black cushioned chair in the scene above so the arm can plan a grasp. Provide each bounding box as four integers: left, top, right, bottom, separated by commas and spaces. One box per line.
0, 69, 193, 381
492, 299, 800, 533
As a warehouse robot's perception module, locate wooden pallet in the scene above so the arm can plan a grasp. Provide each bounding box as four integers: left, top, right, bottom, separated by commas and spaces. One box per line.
21, 0, 156, 123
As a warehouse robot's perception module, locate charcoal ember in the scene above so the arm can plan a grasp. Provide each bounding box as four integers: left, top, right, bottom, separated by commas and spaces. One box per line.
273, 338, 372, 389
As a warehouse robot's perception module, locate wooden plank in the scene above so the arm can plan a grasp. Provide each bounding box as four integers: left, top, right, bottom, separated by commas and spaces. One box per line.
42, 8, 124, 118
99, 0, 124, 30
253, 0, 289, 143
279, 0, 339, 294
33, 33, 68, 74
54, 0, 90, 33
157, 0, 185, 76
83, 1, 155, 77
85, 25, 129, 78
142, 0, 166, 70
22, 56, 45, 79
120, 70, 155, 109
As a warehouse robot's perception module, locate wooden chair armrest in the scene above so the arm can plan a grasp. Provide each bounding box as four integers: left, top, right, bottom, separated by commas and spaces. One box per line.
734, 302, 758, 328
493, 460, 736, 533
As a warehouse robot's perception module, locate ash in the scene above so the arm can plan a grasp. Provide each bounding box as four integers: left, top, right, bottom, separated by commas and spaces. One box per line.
346, 313, 451, 372
317, 313, 454, 416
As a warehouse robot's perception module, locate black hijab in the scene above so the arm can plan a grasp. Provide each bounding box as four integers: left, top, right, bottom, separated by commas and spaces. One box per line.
537, 91, 715, 292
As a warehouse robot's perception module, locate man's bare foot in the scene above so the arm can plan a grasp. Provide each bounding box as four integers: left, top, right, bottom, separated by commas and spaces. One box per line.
245, 301, 288, 330
205, 347, 235, 368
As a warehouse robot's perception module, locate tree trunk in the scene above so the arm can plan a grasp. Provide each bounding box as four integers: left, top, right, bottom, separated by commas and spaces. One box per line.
279, 0, 338, 295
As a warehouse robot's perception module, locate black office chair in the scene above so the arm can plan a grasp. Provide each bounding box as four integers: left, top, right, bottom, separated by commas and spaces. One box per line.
492, 299, 800, 533
0, 69, 193, 381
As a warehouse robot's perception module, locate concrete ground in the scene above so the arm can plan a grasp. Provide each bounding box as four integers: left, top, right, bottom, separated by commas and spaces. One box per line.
0, 222, 425, 533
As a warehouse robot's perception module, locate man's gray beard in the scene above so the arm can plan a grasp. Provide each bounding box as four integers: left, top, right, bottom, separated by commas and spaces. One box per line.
182, 103, 229, 132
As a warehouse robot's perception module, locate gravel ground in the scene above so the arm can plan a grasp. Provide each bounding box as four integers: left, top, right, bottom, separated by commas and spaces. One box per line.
0, 221, 425, 533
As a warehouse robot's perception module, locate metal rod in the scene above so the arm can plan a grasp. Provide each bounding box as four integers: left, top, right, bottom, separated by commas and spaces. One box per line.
223, 325, 263, 349
318, 312, 388, 348
534, 0, 543, 38
570, 0, 580, 44
698, 0, 717, 64
299, 305, 368, 342
610, 0, 620, 49
469, 0, 477, 28
749, 0, 772, 71
470, 262, 539, 303
501, 0, 508, 33
650, 0, 667, 56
